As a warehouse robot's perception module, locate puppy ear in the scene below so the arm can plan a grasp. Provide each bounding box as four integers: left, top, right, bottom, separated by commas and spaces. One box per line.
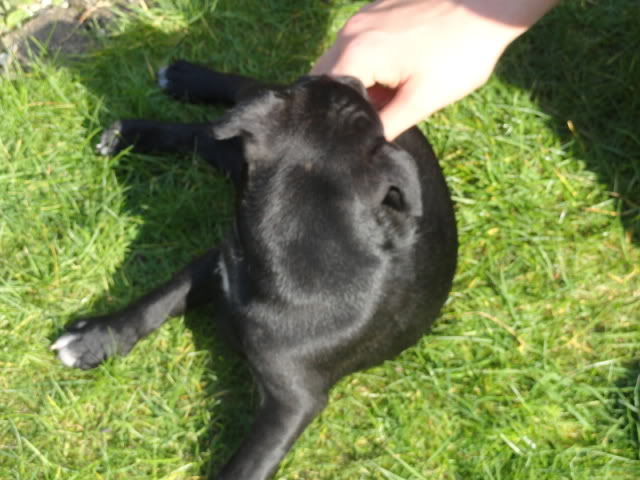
369, 144, 423, 217
211, 91, 284, 160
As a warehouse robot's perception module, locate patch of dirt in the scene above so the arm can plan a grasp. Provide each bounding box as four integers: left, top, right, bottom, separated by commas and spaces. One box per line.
0, 1, 128, 70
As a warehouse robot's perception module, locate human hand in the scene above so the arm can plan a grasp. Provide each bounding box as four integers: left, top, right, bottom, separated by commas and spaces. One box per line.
312, 0, 558, 140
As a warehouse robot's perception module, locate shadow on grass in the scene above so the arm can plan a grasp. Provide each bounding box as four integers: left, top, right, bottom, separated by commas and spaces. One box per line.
26, 0, 333, 476
612, 360, 640, 459
497, 0, 640, 245
497, 0, 640, 457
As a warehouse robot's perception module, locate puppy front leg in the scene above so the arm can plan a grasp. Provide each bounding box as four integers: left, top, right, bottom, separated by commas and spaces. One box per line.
215, 384, 327, 480
96, 119, 210, 156
97, 120, 243, 181
52, 248, 220, 369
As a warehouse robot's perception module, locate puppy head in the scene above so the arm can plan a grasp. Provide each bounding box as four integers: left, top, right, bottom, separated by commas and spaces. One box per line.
212, 75, 422, 219
213, 76, 425, 297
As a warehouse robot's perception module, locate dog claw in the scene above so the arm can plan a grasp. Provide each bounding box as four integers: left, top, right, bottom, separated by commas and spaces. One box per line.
96, 121, 124, 156
157, 66, 170, 90
51, 333, 82, 367
51, 332, 78, 351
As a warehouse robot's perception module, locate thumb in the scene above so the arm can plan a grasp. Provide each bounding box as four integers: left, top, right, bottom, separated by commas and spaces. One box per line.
377, 78, 436, 141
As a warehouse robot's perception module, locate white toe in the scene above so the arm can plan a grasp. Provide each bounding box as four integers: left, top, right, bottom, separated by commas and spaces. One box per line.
157, 66, 169, 89
57, 347, 79, 368
51, 333, 78, 351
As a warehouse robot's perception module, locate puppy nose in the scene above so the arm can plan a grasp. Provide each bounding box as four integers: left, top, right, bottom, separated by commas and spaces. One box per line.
334, 75, 368, 98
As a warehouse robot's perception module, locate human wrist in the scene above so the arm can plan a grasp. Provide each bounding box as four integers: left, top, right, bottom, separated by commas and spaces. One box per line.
457, 0, 560, 43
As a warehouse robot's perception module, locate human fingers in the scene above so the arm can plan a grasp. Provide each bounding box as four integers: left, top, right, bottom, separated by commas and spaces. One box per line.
377, 77, 432, 141
310, 39, 379, 89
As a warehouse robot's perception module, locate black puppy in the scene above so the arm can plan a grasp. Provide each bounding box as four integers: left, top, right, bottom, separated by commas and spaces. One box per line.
51, 60, 457, 480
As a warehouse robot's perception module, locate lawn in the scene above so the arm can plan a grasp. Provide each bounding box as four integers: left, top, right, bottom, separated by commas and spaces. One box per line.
1, 0, 638, 479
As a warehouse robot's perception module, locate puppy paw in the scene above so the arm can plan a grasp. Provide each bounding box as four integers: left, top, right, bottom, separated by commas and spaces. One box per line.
157, 60, 210, 101
51, 317, 129, 370
96, 121, 125, 156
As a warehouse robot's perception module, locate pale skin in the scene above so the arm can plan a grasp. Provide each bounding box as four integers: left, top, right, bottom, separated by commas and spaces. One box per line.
312, 0, 560, 140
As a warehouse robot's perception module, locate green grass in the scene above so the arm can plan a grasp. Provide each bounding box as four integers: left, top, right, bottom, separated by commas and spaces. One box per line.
1, 0, 638, 479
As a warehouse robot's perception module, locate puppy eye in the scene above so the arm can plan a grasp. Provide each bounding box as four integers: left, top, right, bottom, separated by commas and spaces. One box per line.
383, 186, 404, 211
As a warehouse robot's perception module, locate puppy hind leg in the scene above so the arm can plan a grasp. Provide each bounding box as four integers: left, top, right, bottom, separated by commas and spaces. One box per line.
52, 248, 221, 370
214, 380, 327, 480
158, 60, 269, 105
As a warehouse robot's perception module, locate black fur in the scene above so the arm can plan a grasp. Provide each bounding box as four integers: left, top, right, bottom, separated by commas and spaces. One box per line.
52, 60, 458, 480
